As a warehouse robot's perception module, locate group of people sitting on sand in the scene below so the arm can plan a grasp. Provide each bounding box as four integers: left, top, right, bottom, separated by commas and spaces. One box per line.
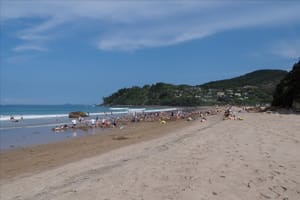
126, 110, 213, 124
53, 116, 118, 131
52, 108, 218, 132
223, 107, 243, 120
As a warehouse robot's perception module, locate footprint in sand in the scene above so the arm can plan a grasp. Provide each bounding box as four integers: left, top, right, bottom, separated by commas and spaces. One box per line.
280, 186, 287, 191
260, 192, 271, 199
212, 192, 218, 196
278, 165, 286, 169
268, 187, 281, 197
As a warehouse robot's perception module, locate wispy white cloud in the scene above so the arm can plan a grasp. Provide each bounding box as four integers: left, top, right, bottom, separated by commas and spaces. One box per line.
1, 1, 300, 51
97, 3, 300, 51
5, 54, 36, 64
271, 39, 300, 59
13, 44, 47, 52
17, 17, 66, 41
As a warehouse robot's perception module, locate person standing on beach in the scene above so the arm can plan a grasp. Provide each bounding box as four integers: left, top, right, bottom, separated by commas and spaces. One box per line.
112, 118, 117, 128
91, 119, 96, 127
72, 119, 77, 128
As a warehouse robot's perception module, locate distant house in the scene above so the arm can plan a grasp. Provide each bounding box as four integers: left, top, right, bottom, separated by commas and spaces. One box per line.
234, 93, 241, 97
217, 92, 225, 97
226, 89, 233, 95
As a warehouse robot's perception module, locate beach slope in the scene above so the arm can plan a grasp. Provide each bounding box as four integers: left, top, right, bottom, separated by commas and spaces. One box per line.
1, 112, 300, 200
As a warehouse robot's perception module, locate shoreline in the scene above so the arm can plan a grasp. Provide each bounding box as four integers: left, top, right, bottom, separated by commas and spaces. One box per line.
0, 117, 202, 181
0, 106, 215, 151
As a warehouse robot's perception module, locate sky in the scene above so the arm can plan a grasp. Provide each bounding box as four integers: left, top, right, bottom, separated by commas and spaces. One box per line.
0, 1, 300, 105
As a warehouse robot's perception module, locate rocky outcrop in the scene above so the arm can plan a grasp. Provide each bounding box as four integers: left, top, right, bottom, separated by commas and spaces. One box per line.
69, 111, 88, 118
272, 61, 300, 110
292, 100, 300, 111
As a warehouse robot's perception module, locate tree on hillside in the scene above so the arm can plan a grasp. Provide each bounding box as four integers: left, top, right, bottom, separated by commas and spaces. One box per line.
272, 60, 300, 109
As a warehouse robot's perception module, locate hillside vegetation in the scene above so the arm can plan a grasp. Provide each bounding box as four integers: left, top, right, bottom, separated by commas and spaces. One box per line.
272, 61, 300, 110
102, 69, 287, 106
201, 69, 286, 91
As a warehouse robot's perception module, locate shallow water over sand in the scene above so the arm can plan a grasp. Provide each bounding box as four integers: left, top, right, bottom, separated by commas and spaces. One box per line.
0, 125, 107, 151
0, 105, 179, 151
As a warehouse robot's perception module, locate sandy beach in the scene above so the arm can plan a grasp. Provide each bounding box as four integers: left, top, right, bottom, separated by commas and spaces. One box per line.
1, 111, 300, 200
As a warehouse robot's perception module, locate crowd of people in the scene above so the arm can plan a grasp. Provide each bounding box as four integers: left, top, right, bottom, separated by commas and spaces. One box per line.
223, 107, 244, 120
52, 108, 217, 132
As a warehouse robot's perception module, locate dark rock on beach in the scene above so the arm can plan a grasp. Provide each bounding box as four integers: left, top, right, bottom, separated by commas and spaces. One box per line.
68, 111, 88, 118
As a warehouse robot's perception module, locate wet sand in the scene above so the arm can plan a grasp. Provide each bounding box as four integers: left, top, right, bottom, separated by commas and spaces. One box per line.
0, 119, 191, 180
1, 112, 300, 200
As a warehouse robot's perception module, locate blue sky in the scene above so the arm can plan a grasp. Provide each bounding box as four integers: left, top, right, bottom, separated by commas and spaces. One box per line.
1, 1, 300, 105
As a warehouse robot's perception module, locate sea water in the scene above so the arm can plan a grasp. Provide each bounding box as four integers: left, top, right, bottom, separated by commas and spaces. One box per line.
0, 105, 177, 150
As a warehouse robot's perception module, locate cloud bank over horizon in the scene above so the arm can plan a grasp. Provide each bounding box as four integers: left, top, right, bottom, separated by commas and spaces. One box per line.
1, 1, 300, 56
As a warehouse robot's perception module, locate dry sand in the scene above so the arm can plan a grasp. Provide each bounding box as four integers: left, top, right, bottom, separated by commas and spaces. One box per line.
1, 112, 300, 200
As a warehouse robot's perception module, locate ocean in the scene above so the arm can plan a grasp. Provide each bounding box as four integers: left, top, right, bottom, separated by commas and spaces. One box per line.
0, 105, 177, 150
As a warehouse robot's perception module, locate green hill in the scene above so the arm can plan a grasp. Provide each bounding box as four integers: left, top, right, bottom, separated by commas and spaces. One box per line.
200, 69, 287, 91
102, 69, 288, 106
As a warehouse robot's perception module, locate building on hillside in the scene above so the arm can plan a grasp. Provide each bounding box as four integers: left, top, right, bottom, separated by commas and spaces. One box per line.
217, 92, 225, 97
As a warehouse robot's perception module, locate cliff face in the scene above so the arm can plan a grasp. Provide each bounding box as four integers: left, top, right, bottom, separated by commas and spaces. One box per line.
272, 61, 300, 110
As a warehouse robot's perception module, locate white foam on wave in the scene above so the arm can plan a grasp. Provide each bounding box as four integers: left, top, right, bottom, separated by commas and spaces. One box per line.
88, 111, 129, 116
128, 108, 146, 113
110, 107, 129, 110
0, 114, 68, 121
0, 111, 131, 121
145, 108, 178, 113
0, 108, 178, 121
